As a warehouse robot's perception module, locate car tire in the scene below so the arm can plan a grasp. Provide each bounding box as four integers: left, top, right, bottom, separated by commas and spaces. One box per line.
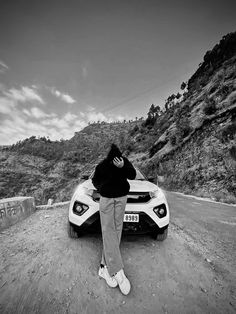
151, 226, 168, 241
68, 221, 80, 238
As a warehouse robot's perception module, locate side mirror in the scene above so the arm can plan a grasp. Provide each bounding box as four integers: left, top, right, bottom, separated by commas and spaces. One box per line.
148, 176, 156, 183
81, 174, 89, 180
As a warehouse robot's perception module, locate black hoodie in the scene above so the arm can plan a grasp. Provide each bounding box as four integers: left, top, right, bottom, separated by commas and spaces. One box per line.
92, 144, 136, 198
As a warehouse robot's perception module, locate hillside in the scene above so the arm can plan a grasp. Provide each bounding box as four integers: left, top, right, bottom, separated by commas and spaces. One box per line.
131, 32, 236, 203
0, 32, 235, 204
0, 121, 140, 204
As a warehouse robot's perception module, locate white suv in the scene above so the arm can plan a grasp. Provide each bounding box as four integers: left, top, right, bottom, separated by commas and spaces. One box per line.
68, 168, 170, 240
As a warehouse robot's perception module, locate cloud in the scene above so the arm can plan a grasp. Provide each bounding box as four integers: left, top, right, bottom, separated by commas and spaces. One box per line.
80, 111, 85, 118
87, 105, 95, 112
80, 106, 117, 123
0, 84, 83, 145
0, 83, 128, 145
42, 117, 71, 129
0, 97, 16, 114
0, 109, 87, 145
41, 112, 83, 128
4, 86, 44, 104
86, 111, 111, 123
0, 60, 9, 73
22, 109, 31, 117
50, 88, 76, 104
79, 107, 127, 124
22, 107, 56, 119
61, 94, 76, 104
0, 104, 129, 145
30, 107, 46, 119
64, 112, 77, 122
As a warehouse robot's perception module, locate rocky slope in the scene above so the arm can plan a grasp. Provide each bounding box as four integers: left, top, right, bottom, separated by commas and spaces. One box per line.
132, 32, 236, 203
0, 32, 235, 204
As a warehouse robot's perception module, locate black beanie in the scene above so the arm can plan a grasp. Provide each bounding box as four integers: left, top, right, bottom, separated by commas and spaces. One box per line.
106, 144, 122, 162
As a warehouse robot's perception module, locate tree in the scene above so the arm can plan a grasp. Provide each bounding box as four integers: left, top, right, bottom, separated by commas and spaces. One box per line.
181, 82, 187, 90
176, 92, 181, 99
149, 104, 156, 118
165, 101, 169, 111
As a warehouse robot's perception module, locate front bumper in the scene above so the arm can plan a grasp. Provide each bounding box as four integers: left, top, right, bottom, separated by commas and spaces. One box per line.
70, 210, 168, 235
69, 190, 170, 234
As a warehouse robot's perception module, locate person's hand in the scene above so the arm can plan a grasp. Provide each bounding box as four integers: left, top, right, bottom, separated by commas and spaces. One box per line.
113, 157, 124, 168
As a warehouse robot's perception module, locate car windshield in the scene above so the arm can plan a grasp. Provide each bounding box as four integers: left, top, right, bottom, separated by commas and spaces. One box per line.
89, 167, 147, 181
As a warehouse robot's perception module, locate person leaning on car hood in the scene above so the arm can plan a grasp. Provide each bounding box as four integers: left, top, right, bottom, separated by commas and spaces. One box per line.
92, 143, 136, 295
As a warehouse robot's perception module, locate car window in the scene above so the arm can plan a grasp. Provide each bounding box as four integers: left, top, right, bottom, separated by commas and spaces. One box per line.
135, 168, 147, 181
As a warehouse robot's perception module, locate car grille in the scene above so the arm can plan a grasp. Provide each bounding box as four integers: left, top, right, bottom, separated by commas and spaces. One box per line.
81, 211, 157, 234
123, 212, 156, 233
127, 192, 151, 203
92, 191, 151, 203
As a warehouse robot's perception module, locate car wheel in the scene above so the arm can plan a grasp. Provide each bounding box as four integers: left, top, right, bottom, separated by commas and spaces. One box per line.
151, 226, 168, 241
67, 221, 80, 238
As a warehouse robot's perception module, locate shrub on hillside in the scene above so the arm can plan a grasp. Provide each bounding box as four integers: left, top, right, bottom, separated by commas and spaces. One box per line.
170, 103, 192, 141
212, 69, 225, 85
174, 103, 191, 120
221, 122, 236, 142
224, 62, 236, 80
170, 135, 177, 146
149, 140, 168, 157
124, 143, 134, 155
177, 119, 192, 139
229, 145, 236, 160
130, 125, 139, 136
216, 83, 233, 101
62, 161, 81, 178
153, 110, 173, 136
203, 98, 217, 115
62, 151, 81, 162
144, 116, 156, 127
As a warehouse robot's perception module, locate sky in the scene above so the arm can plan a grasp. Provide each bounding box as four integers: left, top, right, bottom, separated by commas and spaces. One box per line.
0, 0, 235, 145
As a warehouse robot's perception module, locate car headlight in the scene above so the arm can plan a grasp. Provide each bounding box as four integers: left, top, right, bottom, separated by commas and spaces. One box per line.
153, 204, 167, 218
149, 190, 159, 198
73, 201, 89, 216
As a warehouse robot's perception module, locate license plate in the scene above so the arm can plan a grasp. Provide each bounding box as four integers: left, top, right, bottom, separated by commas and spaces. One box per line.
123, 214, 139, 223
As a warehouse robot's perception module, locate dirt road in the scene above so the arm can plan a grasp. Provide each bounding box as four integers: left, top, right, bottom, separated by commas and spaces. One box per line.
0, 192, 235, 314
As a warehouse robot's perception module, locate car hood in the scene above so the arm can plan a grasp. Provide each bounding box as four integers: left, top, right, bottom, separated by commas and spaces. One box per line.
82, 179, 158, 193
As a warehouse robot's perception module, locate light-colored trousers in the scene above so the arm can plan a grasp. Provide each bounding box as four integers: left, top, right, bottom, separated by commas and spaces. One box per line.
99, 195, 127, 276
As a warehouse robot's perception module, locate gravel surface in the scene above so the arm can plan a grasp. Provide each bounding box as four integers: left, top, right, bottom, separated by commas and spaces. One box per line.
0, 192, 235, 314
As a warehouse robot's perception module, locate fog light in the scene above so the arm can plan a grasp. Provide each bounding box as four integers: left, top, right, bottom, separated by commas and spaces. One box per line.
75, 204, 83, 213
153, 204, 167, 218
73, 202, 89, 216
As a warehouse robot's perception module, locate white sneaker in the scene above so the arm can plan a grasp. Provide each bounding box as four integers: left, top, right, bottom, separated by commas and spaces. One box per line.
114, 269, 131, 295
98, 266, 118, 288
